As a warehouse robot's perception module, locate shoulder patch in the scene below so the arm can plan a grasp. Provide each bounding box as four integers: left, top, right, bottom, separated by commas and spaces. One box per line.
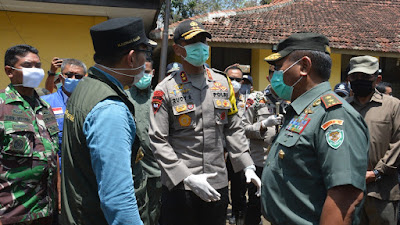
326, 129, 344, 149
321, 94, 342, 109
152, 90, 164, 114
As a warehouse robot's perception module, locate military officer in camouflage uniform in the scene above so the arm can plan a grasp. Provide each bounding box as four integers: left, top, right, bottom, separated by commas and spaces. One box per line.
149, 20, 261, 225
1, 45, 59, 225
261, 33, 370, 225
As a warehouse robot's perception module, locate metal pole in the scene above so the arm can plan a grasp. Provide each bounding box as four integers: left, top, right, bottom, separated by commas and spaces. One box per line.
158, 0, 170, 82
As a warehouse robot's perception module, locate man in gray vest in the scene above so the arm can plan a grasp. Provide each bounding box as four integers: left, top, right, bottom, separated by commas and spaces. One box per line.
61, 17, 155, 225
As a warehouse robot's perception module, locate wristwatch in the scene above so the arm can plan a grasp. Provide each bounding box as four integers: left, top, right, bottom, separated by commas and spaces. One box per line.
48, 71, 56, 76
373, 169, 382, 181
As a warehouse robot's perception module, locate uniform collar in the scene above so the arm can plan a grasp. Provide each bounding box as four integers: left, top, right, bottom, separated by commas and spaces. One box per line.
129, 85, 151, 97
59, 87, 69, 105
5, 84, 50, 109
347, 89, 383, 106
290, 82, 331, 115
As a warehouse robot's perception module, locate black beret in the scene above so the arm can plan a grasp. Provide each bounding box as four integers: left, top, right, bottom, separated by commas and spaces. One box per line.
173, 20, 212, 43
265, 33, 330, 63
90, 17, 156, 57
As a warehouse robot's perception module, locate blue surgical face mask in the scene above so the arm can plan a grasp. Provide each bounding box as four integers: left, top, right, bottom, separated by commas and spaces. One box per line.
179, 42, 209, 67
135, 73, 152, 90
63, 77, 81, 93
270, 58, 303, 101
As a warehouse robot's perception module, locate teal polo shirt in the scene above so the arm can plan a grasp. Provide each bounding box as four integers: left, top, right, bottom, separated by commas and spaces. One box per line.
261, 82, 369, 225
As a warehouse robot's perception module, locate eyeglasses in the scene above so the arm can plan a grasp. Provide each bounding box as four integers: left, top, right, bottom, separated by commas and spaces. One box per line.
229, 77, 242, 82
135, 49, 153, 58
62, 72, 84, 79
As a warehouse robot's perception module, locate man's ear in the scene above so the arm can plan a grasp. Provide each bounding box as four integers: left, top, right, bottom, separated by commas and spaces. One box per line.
299, 56, 312, 76
173, 43, 185, 58
127, 50, 136, 67
4, 66, 13, 78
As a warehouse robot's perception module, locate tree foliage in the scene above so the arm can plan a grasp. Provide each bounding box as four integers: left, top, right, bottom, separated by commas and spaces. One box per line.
159, 0, 270, 25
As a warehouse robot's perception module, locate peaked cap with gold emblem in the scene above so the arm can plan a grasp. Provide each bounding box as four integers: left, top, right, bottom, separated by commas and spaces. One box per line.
173, 20, 212, 43
264, 33, 331, 64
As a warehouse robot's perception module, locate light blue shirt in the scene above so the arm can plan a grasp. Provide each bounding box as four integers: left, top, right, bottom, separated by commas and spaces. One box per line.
83, 67, 143, 225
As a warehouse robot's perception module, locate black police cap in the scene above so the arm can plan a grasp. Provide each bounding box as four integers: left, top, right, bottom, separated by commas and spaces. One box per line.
265, 33, 331, 63
173, 20, 212, 43
90, 17, 156, 57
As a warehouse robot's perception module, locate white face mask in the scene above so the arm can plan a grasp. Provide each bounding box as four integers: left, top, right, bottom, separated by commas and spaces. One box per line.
12, 67, 45, 88
231, 79, 242, 93
97, 63, 145, 86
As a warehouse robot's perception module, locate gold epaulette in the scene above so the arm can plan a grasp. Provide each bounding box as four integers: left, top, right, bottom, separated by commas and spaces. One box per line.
321, 93, 342, 109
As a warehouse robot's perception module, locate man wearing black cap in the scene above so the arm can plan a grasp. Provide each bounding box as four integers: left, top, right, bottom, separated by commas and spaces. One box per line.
346, 56, 400, 225
260, 33, 369, 225
61, 17, 155, 225
148, 20, 261, 225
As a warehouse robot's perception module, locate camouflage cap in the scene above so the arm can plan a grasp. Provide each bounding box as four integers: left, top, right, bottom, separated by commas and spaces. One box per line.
264, 33, 331, 63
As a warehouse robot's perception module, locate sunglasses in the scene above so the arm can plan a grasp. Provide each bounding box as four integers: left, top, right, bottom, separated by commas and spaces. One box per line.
62, 72, 84, 79
229, 77, 243, 82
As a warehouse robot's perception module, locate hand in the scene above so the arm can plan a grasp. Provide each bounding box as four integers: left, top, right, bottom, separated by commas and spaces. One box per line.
183, 173, 221, 202
244, 166, 261, 196
365, 171, 376, 184
50, 57, 63, 73
261, 114, 283, 128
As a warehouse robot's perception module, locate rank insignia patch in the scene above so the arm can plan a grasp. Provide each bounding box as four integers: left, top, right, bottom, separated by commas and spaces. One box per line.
321, 94, 342, 109
326, 129, 344, 149
178, 114, 191, 127
180, 71, 188, 83
321, 119, 344, 130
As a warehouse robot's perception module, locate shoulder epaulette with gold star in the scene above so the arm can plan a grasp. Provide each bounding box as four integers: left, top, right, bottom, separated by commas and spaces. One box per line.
321, 93, 342, 109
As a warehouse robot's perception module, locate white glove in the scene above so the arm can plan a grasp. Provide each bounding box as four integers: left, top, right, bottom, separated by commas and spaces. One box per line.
244, 165, 262, 197
183, 173, 221, 202
261, 114, 283, 128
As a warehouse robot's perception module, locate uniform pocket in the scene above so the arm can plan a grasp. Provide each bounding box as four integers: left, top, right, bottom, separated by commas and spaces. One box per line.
256, 106, 274, 122
173, 108, 196, 130
2, 121, 35, 158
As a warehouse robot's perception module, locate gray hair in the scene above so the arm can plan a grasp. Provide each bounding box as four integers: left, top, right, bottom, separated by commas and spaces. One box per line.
61, 58, 87, 74
289, 50, 332, 81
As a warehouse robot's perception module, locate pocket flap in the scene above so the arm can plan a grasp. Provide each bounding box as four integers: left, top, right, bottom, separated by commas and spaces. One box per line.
276, 130, 300, 148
